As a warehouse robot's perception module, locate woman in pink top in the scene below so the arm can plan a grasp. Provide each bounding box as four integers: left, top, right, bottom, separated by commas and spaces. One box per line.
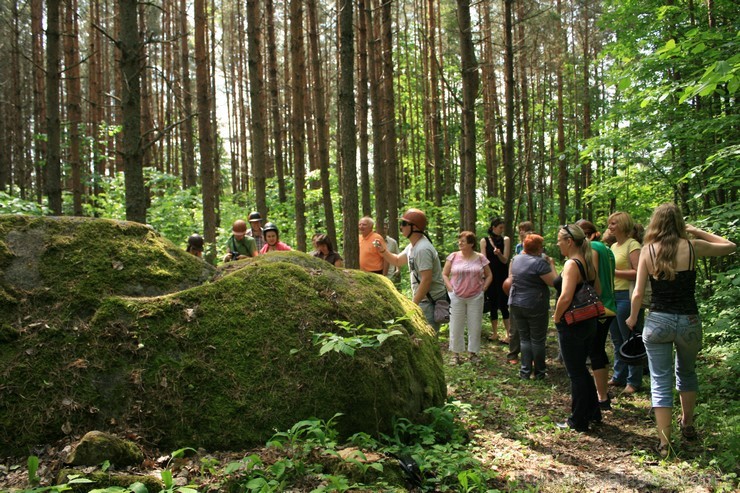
260, 222, 293, 253
443, 231, 493, 363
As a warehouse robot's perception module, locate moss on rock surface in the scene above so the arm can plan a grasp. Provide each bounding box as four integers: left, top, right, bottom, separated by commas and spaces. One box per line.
0, 216, 446, 455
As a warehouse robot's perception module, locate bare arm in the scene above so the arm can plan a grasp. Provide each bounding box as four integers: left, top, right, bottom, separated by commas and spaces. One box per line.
687, 224, 737, 257
442, 256, 454, 292
540, 256, 557, 287
553, 260, 578, 322
413, 269, 433, 305
626, 247, 650, 330
375, 243, 407, 267
615, 247, 640, 281
482, 264, 493, 291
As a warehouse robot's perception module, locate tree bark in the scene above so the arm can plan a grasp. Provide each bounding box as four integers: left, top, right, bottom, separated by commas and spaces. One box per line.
339, 0, 358, 267
195, 0, 217, 251
247, 0, 268, 217
46, 0, 63, 214
457, 0, 479, 232
290, 0, 307, 250
265, 0, 286, 202
503, 0, 515, 237
64, 0, 83, 215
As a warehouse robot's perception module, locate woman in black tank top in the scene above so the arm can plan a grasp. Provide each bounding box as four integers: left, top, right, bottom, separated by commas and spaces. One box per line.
626, 203, 736, 458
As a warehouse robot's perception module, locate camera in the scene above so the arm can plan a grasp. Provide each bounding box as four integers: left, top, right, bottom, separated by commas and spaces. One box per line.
373, 239, 381, 248
230, 251, 240, 261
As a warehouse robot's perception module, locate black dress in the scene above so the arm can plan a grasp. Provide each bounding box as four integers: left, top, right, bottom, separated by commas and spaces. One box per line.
484, 235, 510, 320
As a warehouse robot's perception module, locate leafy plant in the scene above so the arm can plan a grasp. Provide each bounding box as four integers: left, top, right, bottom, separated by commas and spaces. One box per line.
312, 319, 405, 357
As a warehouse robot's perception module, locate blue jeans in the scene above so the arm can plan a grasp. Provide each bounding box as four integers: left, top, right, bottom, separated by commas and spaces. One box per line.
557, 318, 600, 430
643, 311, 702, 408
610, 290, 644, 387
511, 305, 548, 379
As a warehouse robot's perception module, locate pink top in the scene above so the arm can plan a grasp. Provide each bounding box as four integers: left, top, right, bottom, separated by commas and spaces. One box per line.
260, 242, 292, 254
446, 251, 490, 298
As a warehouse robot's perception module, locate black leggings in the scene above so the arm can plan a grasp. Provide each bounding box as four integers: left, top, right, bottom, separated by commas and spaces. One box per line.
487, 283, 510, 320
589, 316, 615, 370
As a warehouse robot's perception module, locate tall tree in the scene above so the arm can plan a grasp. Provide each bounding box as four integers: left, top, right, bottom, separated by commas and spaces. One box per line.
64, 0, 83, 215
265, 0, 286, 202
195, 0, 217, 250
556, 0, 567, 227
289, 0, 307, 250
179, 0, 197, 188
247, 0, 268, 217
307, 0, 336, 241
339, 0, 358, 267
380, 0, 398, 233
502, 0, 515, 236
457, 0, 479, 232
46, 0, 63, 214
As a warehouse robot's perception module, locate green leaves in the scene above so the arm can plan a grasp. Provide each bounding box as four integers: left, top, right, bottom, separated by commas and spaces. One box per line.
312, 318, 405, 357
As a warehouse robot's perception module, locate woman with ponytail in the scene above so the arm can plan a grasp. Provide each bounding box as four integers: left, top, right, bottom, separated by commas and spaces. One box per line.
577, 219, 617, 411
552, 224, 602, 432
627, 204, 735, 457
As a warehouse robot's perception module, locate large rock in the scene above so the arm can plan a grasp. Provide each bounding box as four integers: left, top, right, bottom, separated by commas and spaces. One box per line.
0, 215, 446, 455
67, 431, 144, 466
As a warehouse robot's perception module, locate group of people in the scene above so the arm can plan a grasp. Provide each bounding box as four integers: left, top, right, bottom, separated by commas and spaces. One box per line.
185, 204, 734, 458
446, 205, 734, 458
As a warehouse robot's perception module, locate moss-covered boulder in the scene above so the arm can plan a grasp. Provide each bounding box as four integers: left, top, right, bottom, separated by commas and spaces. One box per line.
0, 215, 446, 456
67, 431, 144, 467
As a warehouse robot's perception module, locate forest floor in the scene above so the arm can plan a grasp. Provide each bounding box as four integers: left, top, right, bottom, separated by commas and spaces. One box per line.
1, 328, 736, 492
442, 331, 732, 492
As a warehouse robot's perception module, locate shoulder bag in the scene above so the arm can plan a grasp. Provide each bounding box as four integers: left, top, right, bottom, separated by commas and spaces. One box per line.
563, 259, 605, 325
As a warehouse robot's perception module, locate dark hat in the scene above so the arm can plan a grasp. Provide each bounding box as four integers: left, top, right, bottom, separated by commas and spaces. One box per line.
248, 211, 263, 222
619, 331, 646, 364
187, 233, 204, 252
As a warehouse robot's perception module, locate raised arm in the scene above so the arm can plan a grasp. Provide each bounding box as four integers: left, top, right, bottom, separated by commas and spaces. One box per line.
687, 224, 737, 257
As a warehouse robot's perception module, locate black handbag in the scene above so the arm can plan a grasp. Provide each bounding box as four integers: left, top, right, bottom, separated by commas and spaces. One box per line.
562, 259, 605, 325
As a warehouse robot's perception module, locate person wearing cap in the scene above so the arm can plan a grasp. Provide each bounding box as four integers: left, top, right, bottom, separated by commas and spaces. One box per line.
224, 219, 258, 262
259, 222, 292, 253
246, 211, 265, 251
186, 233, 204, 258
374, 208, 446, 332
626, 203, 736, 458
358, 216, 388, 275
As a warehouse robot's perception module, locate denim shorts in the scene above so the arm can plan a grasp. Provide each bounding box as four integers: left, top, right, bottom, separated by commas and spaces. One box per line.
643, 311, 702, 408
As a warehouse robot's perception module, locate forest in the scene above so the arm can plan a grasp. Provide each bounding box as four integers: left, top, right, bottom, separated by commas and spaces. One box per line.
0, 0, 738, 490
0, 0, 736, 258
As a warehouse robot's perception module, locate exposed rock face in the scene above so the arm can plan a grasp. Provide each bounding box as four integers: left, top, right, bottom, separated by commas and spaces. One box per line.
67, 431, 144, 467
0, 216, 446, 455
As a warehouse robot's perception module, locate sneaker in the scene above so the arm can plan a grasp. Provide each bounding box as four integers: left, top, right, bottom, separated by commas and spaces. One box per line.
599, 398, 612, 411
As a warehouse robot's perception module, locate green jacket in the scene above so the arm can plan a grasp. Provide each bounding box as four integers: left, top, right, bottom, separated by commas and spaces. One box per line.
227, 235, 257, 258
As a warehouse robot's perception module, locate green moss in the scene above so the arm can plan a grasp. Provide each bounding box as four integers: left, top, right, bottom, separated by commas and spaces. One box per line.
56, 469, 163, 492
0, 219, 446, 456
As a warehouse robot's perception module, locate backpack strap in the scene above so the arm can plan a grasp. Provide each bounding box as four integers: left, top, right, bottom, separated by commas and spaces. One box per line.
572, 258, 589, 284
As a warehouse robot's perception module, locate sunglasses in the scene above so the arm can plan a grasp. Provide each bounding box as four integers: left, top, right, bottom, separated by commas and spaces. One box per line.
400, 220, 411, 227
561, 224, 574, 239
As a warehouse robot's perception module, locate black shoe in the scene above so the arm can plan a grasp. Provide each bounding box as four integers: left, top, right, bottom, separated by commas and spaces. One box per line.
599, 398, 612, 411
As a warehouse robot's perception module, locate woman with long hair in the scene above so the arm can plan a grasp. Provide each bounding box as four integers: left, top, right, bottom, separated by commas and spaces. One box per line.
627, 204, 735, 457
313, 234, 344, 267
443, 231, 493, 364
607, 211, 644, 394
481, 217, 512, 349
552, 224, 601, 432
577, 219, 617, 410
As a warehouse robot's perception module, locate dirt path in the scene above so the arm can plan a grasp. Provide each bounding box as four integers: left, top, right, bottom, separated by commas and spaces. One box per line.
452, 336, 729, 492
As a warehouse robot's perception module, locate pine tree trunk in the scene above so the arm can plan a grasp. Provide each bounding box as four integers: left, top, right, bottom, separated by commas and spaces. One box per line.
457, 0, 478, 232
556, 0, 567, 227
180, 0, 196, 188
289, 0, 307, 250
503, 0, 515, 237
195, 0, 216, 251
46, 0, 63, 214
357, 0, 371, 217
64, 0, 83, 215
247, 0, 268, 217
339, 0, 358, 267
265, 0, 286, 202
32, 0, 46, 202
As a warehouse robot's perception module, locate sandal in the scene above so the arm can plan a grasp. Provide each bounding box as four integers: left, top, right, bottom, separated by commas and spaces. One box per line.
654, 442, 670, 459
680, 421, 698, 441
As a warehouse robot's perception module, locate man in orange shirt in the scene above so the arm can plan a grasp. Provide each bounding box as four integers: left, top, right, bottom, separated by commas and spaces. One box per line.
358, 216, 388, 274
